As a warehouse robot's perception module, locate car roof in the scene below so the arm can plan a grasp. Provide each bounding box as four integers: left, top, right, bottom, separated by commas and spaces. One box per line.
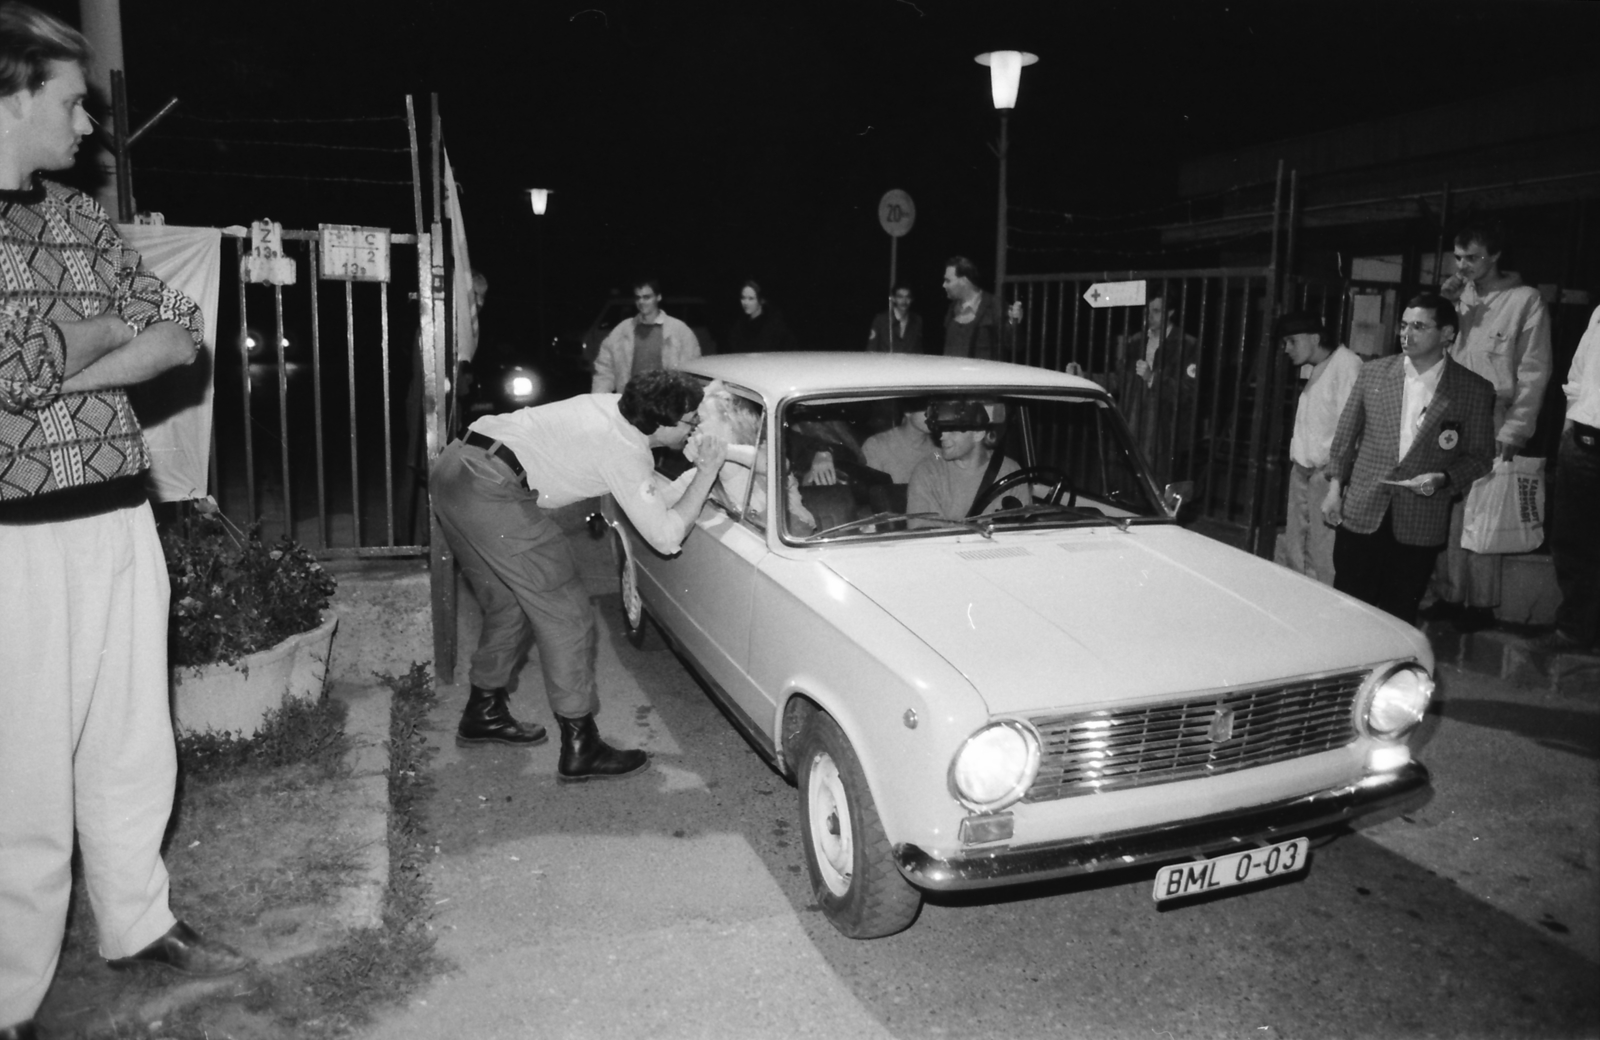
683, 352, 1103, 398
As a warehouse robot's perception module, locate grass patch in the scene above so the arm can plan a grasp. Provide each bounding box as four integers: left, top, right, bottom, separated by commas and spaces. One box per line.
40, 665, 447, 1039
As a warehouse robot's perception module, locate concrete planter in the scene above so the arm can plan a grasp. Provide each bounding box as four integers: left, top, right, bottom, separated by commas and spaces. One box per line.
171, 614, 339, 737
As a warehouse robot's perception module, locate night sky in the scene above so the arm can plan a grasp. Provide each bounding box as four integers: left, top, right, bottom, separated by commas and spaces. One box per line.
38, 0, 1600, 352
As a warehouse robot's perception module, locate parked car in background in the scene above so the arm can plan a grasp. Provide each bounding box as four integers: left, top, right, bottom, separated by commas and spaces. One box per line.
602, 353, 1435, 939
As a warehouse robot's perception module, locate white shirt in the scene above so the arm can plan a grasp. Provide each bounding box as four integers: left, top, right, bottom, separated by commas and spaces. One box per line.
1399, 356, 1445, 460
1289, 345, 1362, 468
1563, 304, 1600, 429
471, 394, 697, 555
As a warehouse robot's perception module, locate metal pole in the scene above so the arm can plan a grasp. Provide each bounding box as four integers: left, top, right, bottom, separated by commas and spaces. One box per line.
885, 235, 898, 351
110, 70, 132, 222
1432, 181, 1451, 288
996, 110, 1010, 299
406, 96, 425, 239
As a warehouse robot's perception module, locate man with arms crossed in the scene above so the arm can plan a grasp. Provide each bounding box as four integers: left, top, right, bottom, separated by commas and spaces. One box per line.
431, 370, 726, 779
1279, 312, 1362, 585
1322, 294, 1495, 623
1, 8, 245, 1038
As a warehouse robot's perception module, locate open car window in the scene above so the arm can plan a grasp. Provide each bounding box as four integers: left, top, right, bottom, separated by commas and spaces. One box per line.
778, 391, 1166, 542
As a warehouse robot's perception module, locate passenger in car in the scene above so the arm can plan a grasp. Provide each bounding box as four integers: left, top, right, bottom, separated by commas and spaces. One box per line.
685, 381, 813, 533
863, 398, 937, 483
907, 399, 1028, 522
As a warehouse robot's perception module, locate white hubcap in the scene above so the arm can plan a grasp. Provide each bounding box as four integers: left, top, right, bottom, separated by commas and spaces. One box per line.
620, 553, 643, 629
807, 750, 853, 897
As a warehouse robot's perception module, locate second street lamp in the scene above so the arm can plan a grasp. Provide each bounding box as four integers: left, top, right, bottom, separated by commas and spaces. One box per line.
975, 50, 1037, 302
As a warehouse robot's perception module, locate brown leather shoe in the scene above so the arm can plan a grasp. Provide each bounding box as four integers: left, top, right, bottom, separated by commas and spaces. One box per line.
106, 921, 249, 977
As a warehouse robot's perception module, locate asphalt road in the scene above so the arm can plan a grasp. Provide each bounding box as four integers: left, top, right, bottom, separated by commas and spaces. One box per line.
364, 509, 1599, 1040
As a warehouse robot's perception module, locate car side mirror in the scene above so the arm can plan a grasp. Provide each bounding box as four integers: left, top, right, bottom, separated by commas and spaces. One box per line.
1162, 481, 1194, 517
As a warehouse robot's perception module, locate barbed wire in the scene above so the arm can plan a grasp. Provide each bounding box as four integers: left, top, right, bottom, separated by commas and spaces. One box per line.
138, 165, 413, 187
165, 112, 408, 125
154, 135, 411, 154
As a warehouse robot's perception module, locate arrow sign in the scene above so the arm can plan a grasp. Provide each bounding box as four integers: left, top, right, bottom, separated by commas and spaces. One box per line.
1082, 280, 1147, 308
878, 189, 916, 238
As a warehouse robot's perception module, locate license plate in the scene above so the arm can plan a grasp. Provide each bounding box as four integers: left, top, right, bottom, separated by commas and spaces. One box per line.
1152, 837, 1310, 902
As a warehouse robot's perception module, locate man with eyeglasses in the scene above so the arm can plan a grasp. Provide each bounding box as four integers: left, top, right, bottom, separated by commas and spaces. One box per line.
591, 277, 702, 394
431, 369, 726, 780
1321, 294, 1496, 624
1424, 223, 1553, 631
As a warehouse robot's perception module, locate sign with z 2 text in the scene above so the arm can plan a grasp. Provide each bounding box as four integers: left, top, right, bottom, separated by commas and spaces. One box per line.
320, 225, 391, 283
878, 189, 916, 238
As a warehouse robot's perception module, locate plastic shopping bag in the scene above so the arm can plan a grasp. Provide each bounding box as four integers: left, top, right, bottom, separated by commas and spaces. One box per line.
1460, 457, 1545, 554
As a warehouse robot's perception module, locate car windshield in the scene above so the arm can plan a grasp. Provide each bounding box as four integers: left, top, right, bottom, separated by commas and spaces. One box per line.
776, 390, 1166, 542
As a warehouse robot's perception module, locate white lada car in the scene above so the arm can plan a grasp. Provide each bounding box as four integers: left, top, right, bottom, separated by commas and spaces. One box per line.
602, 353, 1434, 939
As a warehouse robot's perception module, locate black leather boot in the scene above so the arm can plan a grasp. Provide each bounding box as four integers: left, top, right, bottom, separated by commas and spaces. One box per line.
456, 685, 548, 747
556, 713, 648, 782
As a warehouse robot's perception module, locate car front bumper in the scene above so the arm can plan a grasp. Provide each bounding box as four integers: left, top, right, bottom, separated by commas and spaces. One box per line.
895, 761, 1429, 892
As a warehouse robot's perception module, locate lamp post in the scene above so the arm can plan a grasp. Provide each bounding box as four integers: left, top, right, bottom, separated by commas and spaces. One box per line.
527, 188, 550, 344
975, 51, 1036, 299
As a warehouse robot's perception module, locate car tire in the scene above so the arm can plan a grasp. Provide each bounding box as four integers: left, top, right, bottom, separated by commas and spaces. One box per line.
615, 537, 667, 651
797, 712, 923, 938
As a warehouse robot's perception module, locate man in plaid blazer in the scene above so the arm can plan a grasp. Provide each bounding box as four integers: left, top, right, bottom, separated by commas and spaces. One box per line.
1321, 293, 1496, 623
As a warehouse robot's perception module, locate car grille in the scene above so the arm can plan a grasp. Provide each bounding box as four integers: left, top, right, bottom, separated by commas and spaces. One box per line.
1024, 671, 1367, 802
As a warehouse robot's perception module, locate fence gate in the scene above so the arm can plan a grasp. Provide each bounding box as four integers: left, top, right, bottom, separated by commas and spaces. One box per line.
209, 227, 445, 559
1006, 269, 1343, 555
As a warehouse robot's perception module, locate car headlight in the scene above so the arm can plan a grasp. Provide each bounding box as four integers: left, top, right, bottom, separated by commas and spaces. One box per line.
949, 720, 1041, 812
1358, 662, 1434, 740
505, 369, 540, 403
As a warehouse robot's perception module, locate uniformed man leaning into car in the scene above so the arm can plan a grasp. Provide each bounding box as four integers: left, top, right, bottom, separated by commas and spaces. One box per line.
430, 369, 726, 781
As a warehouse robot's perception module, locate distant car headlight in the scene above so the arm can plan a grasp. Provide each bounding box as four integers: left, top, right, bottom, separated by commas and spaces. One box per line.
949, 720, 1041, 812
505, 368, 540, 403
1358, 662, 1434, 740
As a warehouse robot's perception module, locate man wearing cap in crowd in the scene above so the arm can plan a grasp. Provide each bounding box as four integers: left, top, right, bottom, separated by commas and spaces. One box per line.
907, 399, 1027, 522
1321, 293, 1496, 623
1279, 312, 1363, 585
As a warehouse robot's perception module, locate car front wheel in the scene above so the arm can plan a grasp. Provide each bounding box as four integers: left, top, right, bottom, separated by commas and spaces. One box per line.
797, 712, 922, 938
615, 537, 666, 650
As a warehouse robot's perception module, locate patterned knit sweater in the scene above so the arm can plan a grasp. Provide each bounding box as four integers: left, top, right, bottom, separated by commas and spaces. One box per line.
0, 178, 203, 501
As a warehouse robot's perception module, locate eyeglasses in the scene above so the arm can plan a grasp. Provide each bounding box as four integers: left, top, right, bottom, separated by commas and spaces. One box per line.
679, 413, 702, 428
1398, 321, 1439, 334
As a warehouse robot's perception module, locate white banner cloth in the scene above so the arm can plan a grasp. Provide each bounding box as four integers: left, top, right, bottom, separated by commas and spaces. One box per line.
117, 224, 222, 503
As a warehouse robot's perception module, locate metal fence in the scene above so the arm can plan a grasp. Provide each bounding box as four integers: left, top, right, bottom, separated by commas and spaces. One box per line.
1006, 269, 1343, 554
211, 228, 437, 558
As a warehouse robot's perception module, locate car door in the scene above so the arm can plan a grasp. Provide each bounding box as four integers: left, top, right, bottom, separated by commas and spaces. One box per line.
640, 393, 772, 734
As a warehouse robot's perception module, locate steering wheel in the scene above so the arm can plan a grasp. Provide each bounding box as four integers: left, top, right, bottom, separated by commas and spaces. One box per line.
971, 466, 1075, 515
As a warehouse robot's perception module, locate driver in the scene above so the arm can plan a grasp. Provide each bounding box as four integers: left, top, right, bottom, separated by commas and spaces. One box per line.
906, 399, 1029, 522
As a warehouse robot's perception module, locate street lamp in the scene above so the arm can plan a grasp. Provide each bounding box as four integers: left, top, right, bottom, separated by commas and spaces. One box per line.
975, 50, 1036, 297
527, 188, 551, 343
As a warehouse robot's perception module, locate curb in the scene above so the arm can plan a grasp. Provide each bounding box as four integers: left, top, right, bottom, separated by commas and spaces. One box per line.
328, 679, 394, 932
1423, 621, 1600, 700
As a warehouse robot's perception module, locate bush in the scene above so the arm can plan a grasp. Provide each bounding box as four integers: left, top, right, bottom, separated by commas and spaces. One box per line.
163, 508, 337, 667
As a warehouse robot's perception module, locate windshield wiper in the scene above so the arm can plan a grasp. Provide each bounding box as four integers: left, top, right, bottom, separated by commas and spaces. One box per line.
984, 502, 1132, 532
806, 511, 994, 539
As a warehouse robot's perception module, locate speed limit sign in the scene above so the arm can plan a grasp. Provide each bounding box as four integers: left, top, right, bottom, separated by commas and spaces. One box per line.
878, 189, 915, 238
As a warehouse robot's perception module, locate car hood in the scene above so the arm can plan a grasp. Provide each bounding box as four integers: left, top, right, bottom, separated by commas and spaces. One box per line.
816, 525, 1425, 715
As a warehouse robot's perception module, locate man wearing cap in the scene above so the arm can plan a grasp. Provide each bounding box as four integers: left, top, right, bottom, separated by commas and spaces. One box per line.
1321, 293, 1496, 623
907, 400, 1026, 521
1280, 312, 1363, 585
